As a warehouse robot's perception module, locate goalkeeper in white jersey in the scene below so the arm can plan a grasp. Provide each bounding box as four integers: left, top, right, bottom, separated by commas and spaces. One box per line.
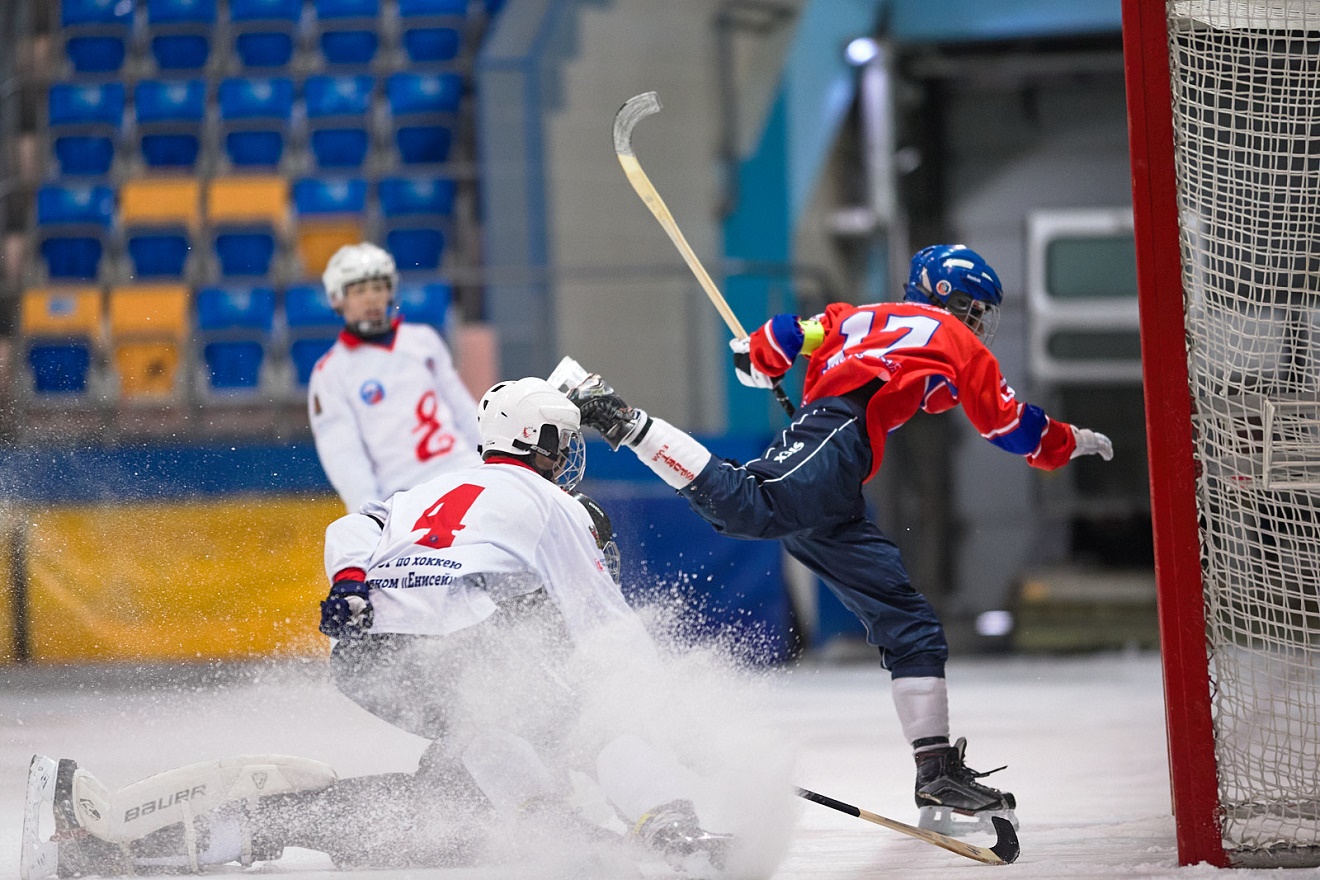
22, 379, 733, 878
309, 242, 482, 513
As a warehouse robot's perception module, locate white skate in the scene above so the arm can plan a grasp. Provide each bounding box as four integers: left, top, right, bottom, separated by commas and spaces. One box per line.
20, 755, 59, 880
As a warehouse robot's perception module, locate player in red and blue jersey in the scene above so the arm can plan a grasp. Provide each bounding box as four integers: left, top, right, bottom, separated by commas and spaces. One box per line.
561, 244, 1113, 834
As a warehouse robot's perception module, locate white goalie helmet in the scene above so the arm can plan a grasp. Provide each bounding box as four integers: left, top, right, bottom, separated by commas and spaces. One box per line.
322, 242, 399, 309
478, 377, 586, 489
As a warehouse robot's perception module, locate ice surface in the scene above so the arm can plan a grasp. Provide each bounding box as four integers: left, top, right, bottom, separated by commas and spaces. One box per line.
0, 651, 1303, 879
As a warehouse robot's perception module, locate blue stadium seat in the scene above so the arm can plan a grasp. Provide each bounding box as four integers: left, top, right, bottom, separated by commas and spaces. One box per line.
53, 136, 115, 176
285, 284, 340, 327
386, 71, 462, 115
197, 285, 277, 332
385, 72, 461, 165
397, 0, 468, 14
378, 176, 456, 217
126, 232, 191, 278
314, 0, 379, 65
36, 185, 115, 280
49, 82, 124, 126
48, 83, 124, 175
213, 231, 277, 277
66, 36, 127, 73
285, 284, 340, 385
229, 0, 302, 68
293, 178, 368, 215
147, 0, 215, 70
379, 177, 454, 272
396, 282, 451, 330
401, 27, 461, 63
62, 0, 133, 26
28, 345, 93, 393
134, 79, 206, 168
62, 0, 132, 73
196, 286, 276, 390
305, 75, 374, 169
218, 77, 295, 167
150, 34, 211, 70
147, 0, 216, 24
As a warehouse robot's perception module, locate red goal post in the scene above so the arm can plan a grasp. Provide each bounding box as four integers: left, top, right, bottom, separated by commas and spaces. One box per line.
1125, 0, 1320, 868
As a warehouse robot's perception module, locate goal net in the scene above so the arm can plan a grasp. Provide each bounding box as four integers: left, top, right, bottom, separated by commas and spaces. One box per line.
1129, 0, 1320, 867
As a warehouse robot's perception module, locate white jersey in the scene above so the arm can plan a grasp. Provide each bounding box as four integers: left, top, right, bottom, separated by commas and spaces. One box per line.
309, 321, 483, 513
323, 459, 652, 648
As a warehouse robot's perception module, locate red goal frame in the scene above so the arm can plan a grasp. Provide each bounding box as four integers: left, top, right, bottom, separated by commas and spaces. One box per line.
1121, 0, 1227, 867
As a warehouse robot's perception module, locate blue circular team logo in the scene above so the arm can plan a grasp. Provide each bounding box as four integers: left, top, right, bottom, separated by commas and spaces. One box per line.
359, 379, 385, 405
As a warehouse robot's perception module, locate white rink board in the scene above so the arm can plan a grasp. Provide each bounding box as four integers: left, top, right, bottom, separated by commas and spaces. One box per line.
0, 652, 1293, 879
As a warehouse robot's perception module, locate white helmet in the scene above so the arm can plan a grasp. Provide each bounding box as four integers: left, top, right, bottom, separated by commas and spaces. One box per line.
322, 242, 399, 309
478, 377, 586, 489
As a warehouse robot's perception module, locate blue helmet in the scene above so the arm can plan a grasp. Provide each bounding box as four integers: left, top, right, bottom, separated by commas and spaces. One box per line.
903, 244, 1003, 343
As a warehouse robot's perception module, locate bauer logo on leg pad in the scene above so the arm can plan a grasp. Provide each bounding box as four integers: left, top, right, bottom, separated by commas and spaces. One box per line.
123, 786, 206, 824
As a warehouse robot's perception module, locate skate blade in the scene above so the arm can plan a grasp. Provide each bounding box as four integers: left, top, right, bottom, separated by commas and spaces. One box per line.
21, 756, 59, 880
917, 805, 1019, 835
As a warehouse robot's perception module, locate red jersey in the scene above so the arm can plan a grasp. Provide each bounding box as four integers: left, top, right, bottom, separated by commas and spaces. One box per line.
748, 301, 1077, 479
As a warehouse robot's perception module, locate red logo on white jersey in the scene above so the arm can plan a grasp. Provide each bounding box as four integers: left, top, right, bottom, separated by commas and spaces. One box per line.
413, 390, 456, 461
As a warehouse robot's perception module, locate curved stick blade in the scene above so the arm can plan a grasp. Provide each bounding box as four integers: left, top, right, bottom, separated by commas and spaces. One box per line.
989, 816, 1021, 865
613, 91, 662, 156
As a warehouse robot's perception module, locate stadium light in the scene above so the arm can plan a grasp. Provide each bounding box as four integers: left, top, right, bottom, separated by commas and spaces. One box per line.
844, 36, 880, 67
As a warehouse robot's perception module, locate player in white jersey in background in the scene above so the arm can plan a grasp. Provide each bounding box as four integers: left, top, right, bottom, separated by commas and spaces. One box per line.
22, 378, 737, 879
309, 242, 482, 513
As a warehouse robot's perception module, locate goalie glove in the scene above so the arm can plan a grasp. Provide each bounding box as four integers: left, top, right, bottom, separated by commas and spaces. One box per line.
729, 337, 774, 389
1070, 427, 1114, 461
319, 574, 374, 639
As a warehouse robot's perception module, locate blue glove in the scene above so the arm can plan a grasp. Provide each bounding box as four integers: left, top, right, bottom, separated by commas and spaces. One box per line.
319, 579, 374, 639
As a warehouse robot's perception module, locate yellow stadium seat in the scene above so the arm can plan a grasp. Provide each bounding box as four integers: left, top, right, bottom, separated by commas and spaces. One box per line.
108, 285, 190, 340
296, 219, 364, 275
112, 342, 181, 397
21, 288, 103, 339
119, 179, 202, 229
107, 286, 189, 398
207, 176, 289, 226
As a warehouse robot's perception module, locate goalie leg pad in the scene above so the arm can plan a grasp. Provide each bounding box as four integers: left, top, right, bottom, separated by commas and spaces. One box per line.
90, 754, 336, 844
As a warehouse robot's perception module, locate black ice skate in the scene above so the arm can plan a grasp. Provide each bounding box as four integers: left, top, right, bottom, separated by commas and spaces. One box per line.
21, 756, 126, 880
914, 737, 1019, 835
633, 798, 734, 876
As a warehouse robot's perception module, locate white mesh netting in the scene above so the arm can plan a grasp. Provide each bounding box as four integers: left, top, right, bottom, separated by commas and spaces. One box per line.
1168, 0, 1320, 860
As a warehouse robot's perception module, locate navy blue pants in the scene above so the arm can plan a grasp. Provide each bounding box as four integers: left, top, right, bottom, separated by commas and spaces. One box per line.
680, 396, 948, 678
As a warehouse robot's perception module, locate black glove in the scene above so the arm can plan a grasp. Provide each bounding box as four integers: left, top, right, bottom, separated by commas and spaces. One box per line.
578, 394, 647, 451
319, 579, 374, 639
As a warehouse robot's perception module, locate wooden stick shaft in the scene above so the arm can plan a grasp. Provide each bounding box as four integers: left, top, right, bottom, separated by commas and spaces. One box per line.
795, 787, 1010, 865
617, 153, 748, 339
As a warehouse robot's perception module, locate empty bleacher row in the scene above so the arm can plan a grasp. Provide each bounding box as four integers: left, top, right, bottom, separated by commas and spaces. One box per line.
37, 174, 456, 283
48, 72, 463, 177
60, 0, 488, 78
21, 280, 455, 399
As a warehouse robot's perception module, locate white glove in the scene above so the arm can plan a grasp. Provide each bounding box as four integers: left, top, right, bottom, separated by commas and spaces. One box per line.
729, 337, 774, 389
1071, 427, 1113, 461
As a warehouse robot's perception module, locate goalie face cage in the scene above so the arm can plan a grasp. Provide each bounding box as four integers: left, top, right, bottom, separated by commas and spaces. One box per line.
1125, 0, 1320, 868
